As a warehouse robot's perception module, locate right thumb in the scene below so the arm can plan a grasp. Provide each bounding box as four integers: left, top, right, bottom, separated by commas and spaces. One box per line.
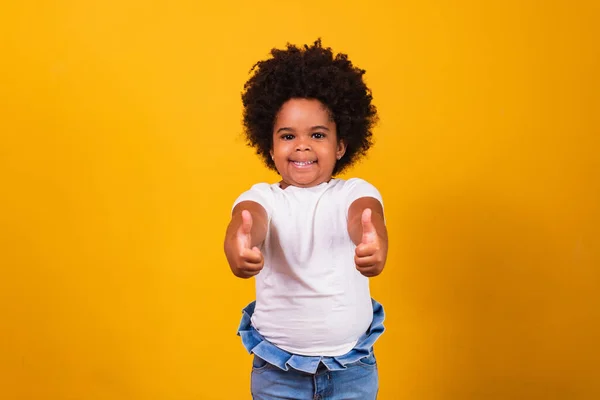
240, 210, 253, 235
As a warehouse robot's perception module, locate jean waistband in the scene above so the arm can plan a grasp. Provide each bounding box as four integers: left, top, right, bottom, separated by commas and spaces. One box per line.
236, 299, 385, 374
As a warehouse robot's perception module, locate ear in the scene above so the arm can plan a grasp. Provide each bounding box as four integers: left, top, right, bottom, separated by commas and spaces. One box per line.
336, 139, 347, 160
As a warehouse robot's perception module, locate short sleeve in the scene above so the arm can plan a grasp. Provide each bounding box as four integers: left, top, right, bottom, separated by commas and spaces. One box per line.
231, 183, 274, 218
344, 178, 384, 212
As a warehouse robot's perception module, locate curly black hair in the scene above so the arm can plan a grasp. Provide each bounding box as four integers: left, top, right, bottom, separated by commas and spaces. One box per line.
241, 39, 378, 175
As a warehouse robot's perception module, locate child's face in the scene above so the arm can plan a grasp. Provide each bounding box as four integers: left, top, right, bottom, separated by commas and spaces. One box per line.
270, 98, 346, 188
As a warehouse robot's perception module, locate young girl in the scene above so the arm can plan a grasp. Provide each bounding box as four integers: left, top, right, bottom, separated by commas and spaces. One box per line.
224, 39, 388, 400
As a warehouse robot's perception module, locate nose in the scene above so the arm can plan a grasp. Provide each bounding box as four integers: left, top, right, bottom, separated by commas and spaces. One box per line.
295, 138, 311, 151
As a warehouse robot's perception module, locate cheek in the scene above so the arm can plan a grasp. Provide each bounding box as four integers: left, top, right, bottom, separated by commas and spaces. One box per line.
270, 142, 280, 156
272, 147, 287, 162
320, 145, 337, 160
275, 141, 294, 154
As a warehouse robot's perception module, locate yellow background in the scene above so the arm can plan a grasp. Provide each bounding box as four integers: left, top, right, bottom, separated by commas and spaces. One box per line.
1, 1, 599, 399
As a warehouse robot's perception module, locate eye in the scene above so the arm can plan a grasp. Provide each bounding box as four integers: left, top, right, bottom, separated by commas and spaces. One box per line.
312, 133, 326, 139
281, 134, 295, 141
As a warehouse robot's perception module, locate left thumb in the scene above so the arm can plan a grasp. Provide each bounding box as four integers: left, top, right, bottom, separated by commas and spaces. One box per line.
361, 208, 377, 244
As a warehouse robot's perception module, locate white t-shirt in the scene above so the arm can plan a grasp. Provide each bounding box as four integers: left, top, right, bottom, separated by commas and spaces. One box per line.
232, 177, 384, 356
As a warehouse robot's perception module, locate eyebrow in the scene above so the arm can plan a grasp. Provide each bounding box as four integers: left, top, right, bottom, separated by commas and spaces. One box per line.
276, 126, 330, 133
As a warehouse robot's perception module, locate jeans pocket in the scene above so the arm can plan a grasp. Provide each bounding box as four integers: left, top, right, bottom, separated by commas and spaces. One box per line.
252, 355, 273, 372
356, 352, 378, 368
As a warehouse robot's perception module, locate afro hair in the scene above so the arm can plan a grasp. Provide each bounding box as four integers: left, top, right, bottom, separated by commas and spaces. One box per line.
241, 38, 378, 176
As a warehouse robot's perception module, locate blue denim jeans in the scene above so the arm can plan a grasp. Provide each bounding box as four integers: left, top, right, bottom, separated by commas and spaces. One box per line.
251, 352, 379, 399
237, 299, 385, 399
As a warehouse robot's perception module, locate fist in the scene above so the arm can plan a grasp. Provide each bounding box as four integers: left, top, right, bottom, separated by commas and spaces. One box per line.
354, 208, 384, 277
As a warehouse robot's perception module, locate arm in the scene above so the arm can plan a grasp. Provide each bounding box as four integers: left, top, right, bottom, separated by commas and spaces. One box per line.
224, 200, 269, 279
347, 196, 388, 277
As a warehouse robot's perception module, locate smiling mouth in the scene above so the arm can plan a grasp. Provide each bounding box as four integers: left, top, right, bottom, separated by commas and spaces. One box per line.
291, 160, 316, 167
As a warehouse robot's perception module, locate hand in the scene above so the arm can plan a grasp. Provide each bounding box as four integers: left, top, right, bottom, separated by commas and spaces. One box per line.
354, 208, 385, 277
231, 210, 264, 278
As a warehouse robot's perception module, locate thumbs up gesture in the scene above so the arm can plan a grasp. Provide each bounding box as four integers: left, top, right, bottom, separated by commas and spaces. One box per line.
224, 207, 266, 279
233, 210, 264, 277
354, 208, 386, 277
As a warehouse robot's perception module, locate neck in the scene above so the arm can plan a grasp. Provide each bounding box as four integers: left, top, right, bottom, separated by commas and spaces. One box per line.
278, 177, 333, 190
